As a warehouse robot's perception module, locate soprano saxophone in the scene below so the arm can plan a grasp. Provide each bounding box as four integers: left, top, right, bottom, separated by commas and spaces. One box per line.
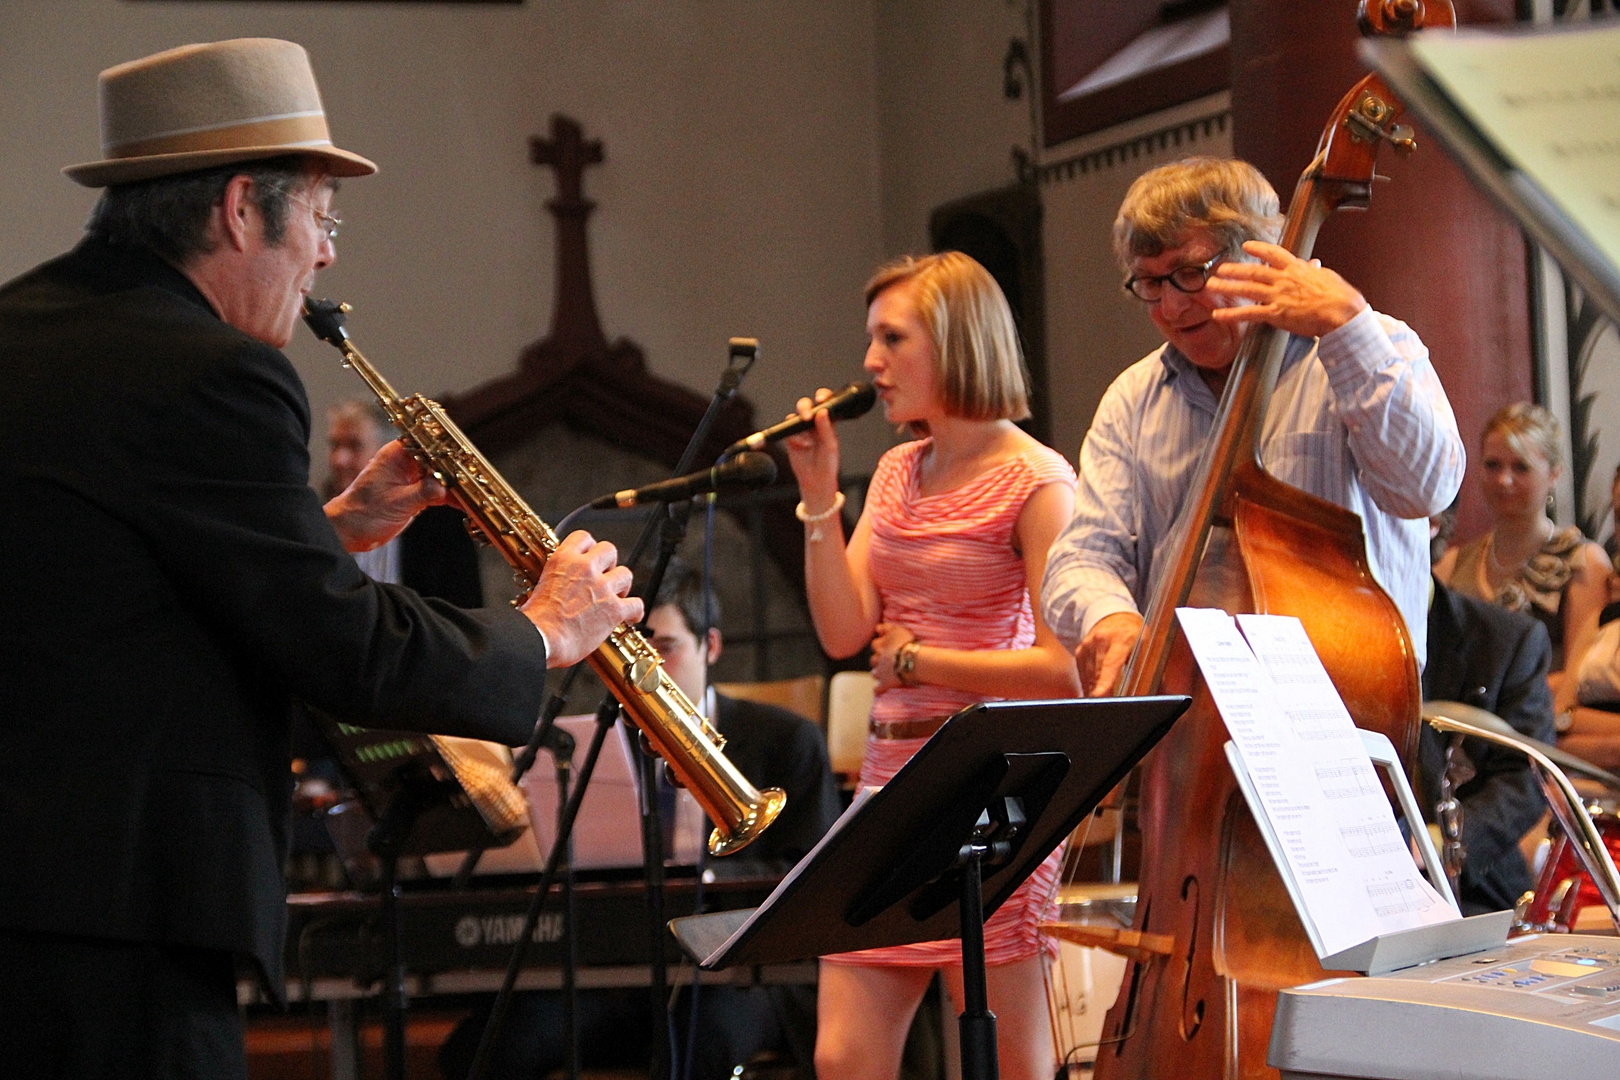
304, 298, 785, 855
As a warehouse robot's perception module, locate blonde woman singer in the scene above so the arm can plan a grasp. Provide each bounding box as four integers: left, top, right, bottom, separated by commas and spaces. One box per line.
784, 252, 1080, 1080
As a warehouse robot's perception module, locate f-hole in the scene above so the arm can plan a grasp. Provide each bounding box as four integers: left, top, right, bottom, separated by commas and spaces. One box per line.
1178, 874, 1204, 1040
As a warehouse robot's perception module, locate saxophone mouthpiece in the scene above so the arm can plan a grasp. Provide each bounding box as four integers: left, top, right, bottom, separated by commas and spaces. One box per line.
302, 297, 351, 346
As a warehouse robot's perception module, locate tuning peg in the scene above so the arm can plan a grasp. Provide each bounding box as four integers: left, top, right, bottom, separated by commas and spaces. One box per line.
1345, 94, 1417, 156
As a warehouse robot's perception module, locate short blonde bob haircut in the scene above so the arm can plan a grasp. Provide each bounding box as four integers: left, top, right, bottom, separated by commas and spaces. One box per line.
1113, 157, 1283, 268
1484, 402, 1562, 471
864, 251, 1031, 424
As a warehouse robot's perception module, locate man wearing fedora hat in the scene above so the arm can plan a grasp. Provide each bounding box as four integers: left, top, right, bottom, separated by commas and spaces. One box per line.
0, 39, 639, 1076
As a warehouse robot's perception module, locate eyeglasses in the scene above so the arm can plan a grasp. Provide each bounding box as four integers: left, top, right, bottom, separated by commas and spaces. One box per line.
265, 184, 342, 241
309, 206, 341, 242
1123, 251, 1224, 302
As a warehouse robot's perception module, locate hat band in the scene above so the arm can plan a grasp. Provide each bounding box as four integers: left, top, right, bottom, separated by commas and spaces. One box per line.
108, 112, 332, 160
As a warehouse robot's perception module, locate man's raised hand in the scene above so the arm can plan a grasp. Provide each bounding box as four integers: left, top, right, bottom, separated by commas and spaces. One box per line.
1208, 241, 1366, 338
324, 440, 448, 553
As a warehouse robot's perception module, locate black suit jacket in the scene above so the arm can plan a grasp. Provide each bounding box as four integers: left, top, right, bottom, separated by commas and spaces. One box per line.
1420, 578, 1556, 914
710, 694, 842, 876
0, 238, 547, 988
400, 505, 484, 608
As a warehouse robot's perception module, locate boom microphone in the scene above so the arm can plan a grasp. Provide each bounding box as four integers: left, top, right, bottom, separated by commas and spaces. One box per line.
588, 452, 777, 510
721, 381, 876, 458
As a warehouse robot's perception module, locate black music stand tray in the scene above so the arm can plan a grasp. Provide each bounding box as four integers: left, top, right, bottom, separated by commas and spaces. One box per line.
669, 695, 1189, 1080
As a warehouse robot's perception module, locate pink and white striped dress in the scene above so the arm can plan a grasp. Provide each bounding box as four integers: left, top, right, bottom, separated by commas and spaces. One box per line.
824, 437, 1077, 968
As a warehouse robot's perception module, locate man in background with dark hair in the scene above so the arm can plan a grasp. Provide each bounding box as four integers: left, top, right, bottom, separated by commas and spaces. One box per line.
653, 560, 840, 1078
0, 39, 637, 1076
654, 561, 840, 1078
647, 561, 841, 875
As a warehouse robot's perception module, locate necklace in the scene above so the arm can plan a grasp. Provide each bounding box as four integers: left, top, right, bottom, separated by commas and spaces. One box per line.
1488, 518, 1553, 577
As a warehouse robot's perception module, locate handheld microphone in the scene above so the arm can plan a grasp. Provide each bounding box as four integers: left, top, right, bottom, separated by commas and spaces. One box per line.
588, 452, 777, 510
721, 381, 876, 458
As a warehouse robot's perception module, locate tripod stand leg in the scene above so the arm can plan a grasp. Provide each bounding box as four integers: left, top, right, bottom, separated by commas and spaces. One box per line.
958, 849, 999, 1080
638, 743, 671, 1080
381, 853, 407, 1080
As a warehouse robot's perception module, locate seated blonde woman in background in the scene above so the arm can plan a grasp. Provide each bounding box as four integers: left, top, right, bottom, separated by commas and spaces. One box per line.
1436, 403, 1609, 720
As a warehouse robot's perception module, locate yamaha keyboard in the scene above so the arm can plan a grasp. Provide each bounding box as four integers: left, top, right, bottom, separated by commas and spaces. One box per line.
274, 872, 793, 998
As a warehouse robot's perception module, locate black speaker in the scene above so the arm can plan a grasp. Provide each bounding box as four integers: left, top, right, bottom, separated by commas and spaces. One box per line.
929, 183, 1048, 445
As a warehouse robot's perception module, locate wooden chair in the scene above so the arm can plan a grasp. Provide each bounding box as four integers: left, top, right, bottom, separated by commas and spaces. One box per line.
712, 674, 826, 726
825, 670, 876, 783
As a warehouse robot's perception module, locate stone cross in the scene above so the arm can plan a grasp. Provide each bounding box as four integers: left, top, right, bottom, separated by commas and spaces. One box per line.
528, 115, 606, 351
530, 114, 603, 207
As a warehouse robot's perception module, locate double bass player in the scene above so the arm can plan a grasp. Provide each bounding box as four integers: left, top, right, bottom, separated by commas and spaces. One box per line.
1041, 151, 1466, 1080
1042, 157, 1464, 691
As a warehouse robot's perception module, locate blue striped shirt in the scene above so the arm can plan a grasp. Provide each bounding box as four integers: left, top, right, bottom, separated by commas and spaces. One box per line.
1041, 306, 1464, 670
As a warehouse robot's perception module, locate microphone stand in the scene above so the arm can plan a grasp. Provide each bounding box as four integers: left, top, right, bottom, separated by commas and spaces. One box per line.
551, 725, 581, 1080
466, 340, 756, 1080
625, 339, 755, 1080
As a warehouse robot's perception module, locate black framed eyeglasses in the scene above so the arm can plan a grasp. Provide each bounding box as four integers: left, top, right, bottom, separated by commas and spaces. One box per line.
1123, 252, 1224, 302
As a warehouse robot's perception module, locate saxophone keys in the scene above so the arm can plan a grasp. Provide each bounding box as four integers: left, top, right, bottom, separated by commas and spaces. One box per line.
628, 656, 661, 694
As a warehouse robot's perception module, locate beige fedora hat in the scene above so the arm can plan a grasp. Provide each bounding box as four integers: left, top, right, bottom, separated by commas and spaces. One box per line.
64, 38, 377, 187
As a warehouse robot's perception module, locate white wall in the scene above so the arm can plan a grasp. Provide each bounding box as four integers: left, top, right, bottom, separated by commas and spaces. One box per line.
2, 2, 1074, 476
1040, 93, 1233, 460
870, 0, 1032, 258
0, 0, 897, 474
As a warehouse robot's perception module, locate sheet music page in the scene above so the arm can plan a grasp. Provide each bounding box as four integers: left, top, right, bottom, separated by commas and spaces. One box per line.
1175, 609, 1454, 957
1410, 24, 1620, 275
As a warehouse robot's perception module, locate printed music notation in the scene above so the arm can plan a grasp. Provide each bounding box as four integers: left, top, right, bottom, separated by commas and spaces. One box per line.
1290, 707, 1350, 740
1316, 758, 1382, 800
1366, 879, 1431, 919
1339, 821, 1405, 860
1259, 650, 1320, 684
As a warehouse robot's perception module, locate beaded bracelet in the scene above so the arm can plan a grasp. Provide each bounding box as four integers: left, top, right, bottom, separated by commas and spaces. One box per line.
794, 490, 846, 542
894, 639, 921, 686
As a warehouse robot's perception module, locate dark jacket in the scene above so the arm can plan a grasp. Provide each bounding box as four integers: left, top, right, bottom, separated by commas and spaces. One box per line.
1420, 577, 1556, 914
401, 504, 485, 608
710, 694, 841, 875
0, 237, 547, 989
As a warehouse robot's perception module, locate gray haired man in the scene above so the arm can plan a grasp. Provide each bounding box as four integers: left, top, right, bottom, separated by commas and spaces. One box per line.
0, 39, 638, 1075
1041, 156, 1465, 694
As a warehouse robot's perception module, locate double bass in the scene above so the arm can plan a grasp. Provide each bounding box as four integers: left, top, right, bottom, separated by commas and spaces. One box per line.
1089, 4, 1456, 1078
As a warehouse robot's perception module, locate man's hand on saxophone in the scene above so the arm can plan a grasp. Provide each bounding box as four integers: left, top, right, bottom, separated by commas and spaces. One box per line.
524, 530, 643, 668
325, 436, 638, 668
323, 438, 451, 552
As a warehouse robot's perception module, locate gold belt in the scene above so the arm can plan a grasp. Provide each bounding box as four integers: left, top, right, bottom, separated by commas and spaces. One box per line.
870, 715, 949, 741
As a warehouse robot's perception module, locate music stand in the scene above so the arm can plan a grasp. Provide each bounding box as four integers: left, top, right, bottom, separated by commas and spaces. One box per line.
670, 695, 1189, 1080
318, 715, 528, 1080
